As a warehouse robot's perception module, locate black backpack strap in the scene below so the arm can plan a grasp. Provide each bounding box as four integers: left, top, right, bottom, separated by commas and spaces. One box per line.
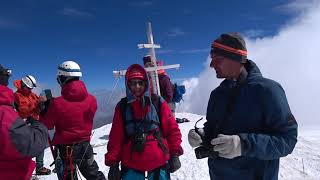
119, 97, 128, 122
153, 130, 168, 154
120, 96, 161, 126
120, 96, 161, 135
150, 94, 161, 122
120, 95, 169, 155
150, 95, 169, 155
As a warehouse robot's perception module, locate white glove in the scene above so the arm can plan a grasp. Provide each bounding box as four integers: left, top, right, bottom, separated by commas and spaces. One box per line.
211, 134, 241, 159
188, 129, 204, 148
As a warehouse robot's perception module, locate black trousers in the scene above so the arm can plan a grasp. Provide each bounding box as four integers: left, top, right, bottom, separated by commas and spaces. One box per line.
56, 141, 106, 180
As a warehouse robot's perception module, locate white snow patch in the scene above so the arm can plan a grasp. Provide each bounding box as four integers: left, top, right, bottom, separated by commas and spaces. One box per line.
34, 113, 319, 180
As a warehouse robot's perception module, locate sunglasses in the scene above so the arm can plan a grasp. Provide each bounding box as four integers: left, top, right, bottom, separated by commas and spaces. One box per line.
129, 80, 146, 86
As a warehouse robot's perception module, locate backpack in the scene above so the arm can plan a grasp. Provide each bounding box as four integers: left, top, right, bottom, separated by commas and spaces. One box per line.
119, 94, 168, 154
119, 94, 161, 128
172, 83, 186, 103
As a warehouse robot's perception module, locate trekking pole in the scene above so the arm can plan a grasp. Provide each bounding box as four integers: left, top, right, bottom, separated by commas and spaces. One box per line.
48, 137, 57, 167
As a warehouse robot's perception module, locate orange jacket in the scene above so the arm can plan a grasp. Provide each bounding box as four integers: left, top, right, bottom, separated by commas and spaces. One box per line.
13, 80, 40, 120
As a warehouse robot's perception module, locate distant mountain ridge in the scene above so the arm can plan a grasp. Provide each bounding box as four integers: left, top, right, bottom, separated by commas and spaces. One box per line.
91, 88, 125, 128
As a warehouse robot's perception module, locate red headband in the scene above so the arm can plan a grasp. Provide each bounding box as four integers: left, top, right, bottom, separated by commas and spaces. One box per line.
212, 42, 247, 56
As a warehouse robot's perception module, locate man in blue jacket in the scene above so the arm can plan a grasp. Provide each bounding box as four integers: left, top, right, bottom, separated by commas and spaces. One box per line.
188, 33, 298, 180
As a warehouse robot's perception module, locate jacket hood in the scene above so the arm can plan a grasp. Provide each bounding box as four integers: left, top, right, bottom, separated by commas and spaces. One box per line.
125, 64, 150, 103
244, 60, 263, 81
61, 80, 88, 102
13, 80, 22, 90
0, 85, 14, 106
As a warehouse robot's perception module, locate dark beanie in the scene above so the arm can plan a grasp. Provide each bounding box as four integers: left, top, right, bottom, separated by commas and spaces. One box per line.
143, 55, 152, 65
0, 64, 10, 86
211, 32, 247, 63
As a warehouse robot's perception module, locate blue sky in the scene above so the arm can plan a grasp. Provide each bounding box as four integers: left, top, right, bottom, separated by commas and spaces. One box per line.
1, 0, 296, 91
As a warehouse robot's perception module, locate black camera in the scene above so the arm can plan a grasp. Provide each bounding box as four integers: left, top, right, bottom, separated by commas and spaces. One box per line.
133, 131, 147, 153
193, 117, 219, 159
195, 144, 218, 159
40, 89, 53, 100
39, 89, 53, 113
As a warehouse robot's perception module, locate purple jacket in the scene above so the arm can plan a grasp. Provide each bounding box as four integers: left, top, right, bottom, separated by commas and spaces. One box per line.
159, 74, 174, 103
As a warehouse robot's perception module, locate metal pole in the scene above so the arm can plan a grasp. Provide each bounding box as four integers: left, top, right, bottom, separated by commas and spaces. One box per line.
147, 22, 161, 95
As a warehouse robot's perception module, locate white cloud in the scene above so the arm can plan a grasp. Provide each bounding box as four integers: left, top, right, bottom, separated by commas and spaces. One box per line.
166, 27, 186, 37
177, 0, 320, 130
176, 57, 221, 114
179, 48, 210, 54
157, 48, 209, 55
61, 8, 93, 18
274, 0, 318, 15
243, 29, 265, 38
157, 49, 174, 54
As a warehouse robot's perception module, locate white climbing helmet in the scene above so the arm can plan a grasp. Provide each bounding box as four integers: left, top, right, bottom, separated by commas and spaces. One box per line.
21, 75, 37, 89
57, 60, 82, 77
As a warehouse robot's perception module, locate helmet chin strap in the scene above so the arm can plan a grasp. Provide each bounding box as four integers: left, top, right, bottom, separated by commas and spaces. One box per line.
57, 78, 63, 86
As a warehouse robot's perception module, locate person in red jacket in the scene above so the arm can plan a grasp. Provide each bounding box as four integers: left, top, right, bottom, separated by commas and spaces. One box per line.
13, 75, 51, 175
105, 64, 183, 180
40, 60, 106, 180
0, 64, 48, 180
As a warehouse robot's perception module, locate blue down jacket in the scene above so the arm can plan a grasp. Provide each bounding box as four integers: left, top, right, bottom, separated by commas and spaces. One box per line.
204, 60, 298, 180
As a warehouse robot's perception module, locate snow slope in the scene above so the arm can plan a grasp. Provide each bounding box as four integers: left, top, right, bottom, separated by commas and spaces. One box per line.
37, 113, 320, 180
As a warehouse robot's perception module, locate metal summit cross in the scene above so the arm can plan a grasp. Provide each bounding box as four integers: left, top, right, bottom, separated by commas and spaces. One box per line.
113, 22, 180, 95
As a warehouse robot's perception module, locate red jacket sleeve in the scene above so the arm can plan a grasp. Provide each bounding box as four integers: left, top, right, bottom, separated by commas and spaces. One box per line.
160, 101, 183, 157
105, 104, 126, 166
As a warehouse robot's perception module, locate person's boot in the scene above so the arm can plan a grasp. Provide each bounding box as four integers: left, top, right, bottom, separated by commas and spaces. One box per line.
36, 167, 52, 175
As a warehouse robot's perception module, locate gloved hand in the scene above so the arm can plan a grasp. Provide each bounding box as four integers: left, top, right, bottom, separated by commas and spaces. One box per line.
168, 156, 181, 173
108, 163, 121, 180
188, 129, 204, 148
211, 134, 242, 159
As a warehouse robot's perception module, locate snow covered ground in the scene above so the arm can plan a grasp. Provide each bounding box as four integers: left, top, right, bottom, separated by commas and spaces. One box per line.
36, 113, 320, 180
